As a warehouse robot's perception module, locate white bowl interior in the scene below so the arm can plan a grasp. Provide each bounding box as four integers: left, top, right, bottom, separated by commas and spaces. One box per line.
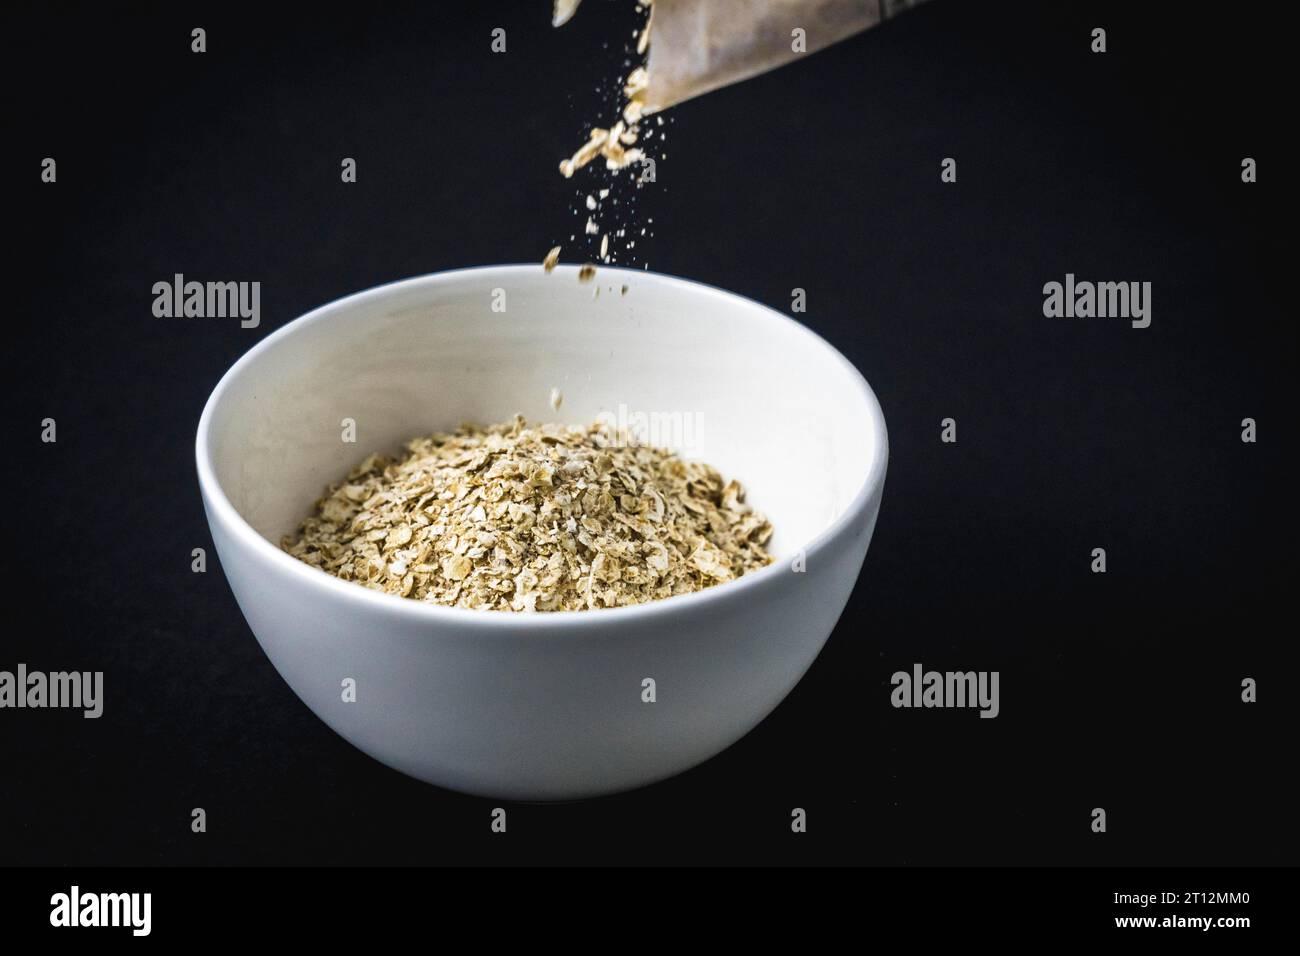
206, 266, 879, 561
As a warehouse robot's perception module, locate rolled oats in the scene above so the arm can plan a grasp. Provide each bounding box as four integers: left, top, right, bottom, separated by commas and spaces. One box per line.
548, 1, 657, 270
282, 417, 773, 612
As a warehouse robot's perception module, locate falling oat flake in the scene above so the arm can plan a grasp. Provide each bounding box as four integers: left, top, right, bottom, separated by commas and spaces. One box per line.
545, 1, 661, 277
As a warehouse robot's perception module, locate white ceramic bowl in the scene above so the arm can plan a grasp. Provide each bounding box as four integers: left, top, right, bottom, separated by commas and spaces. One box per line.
196, 265, 887, 800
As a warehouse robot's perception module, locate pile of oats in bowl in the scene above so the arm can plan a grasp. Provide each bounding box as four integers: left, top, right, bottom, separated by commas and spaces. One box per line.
282, 416, 773, 611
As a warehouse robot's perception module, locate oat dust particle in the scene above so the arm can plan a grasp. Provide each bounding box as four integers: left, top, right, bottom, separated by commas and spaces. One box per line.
282, 417, 774, 612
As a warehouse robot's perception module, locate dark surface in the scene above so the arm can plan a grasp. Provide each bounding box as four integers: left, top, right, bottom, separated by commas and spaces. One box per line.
5, 0, 1292, 865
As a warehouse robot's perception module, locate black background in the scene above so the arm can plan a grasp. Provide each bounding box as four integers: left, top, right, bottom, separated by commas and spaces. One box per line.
5, 0, 1293, 866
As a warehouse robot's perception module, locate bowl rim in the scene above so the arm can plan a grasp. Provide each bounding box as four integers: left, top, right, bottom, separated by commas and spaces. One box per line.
195, 263, 888, 631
